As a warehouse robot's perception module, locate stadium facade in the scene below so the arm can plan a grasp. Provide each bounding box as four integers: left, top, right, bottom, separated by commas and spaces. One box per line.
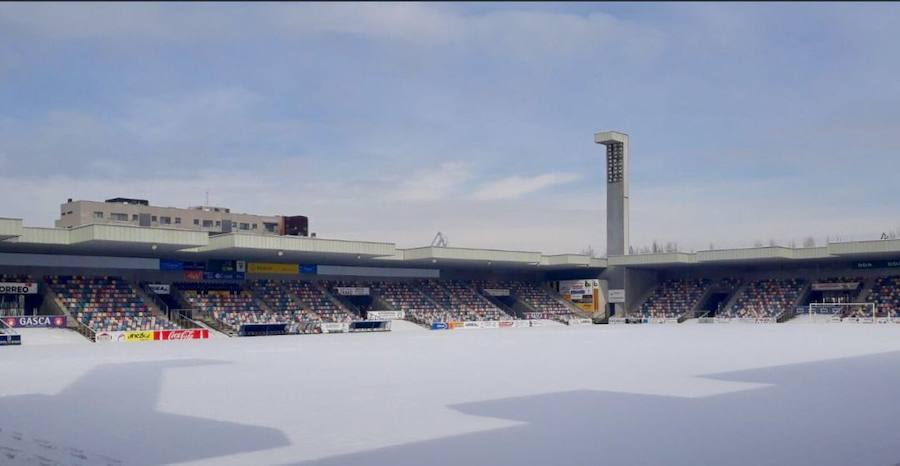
3, 130, 900, 344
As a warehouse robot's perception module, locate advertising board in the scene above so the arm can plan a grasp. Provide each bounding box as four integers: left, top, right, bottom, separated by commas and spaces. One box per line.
3, 315, 67, 328
320, 322, 350, 333
147, 284, 170, 295
336, 287, 370, 296
559, 279, 601, 313
608, 289, 626, 304
248, 262, 299, 275
367, 310, 404, 320
0, 282, 38, 294
95, 329, 210, 343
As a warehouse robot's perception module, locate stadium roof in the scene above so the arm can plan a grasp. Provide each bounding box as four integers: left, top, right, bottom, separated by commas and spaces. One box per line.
0, 217, 604, 271
7, 216, 897, 271
609, 239, 900, 268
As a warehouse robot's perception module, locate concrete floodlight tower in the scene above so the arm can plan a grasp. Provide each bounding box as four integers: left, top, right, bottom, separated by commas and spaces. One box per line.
595, 131, 629, 257
595, 131, 630, 317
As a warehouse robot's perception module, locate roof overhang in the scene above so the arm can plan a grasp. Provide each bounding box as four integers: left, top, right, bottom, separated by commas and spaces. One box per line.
0, 218, 24, 241
610, 241, 900, 270
0, 218, 604, 274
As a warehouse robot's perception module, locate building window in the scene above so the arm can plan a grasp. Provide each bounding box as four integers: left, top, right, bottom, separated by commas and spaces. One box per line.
160, 216, 171, 225
251, 223, 258, 230
67, 211, 73, 215
93, 211, 104, 219
263, 222, 278, 233
151, 216, 157, 222
175, 217, 181, 224
132, 214, 139, 221
215, 220, 221, 227
110, 213, 128, 221
239, 223, 249, 230
202, 220, 213, 228
193, 219, 200, 225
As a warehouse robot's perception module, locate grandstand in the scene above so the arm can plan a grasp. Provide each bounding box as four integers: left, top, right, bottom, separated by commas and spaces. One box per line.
47, 275, 179, 333
2, 128, 900, 346
640, 278, 711, 321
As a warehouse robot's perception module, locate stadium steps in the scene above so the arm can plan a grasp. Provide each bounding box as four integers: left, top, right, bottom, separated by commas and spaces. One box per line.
632, 286, 660, 316
690, 286, 716, 318
414, 284, 447, 314
721, 282, 749, 315
856, 277, 876, 303
316, 282, 361, 319
132, 282, 180, 329
479, 292, 521, 319
245, 286, 276, 314
41, 281, 97, 342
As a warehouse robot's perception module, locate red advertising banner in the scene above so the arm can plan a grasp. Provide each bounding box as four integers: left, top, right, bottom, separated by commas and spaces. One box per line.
184, 270, 203, 281
155, 329, 209, 341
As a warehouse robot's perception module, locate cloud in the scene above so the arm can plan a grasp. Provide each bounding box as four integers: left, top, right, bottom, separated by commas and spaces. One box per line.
388, 162, 473, 202
0, 4, 664, 61
473, 173, 580, 200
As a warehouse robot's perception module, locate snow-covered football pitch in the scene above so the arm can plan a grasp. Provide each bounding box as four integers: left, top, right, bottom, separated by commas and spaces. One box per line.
3, 322, 900, 466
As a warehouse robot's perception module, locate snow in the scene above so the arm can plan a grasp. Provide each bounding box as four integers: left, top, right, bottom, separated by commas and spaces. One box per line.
3, 324, 900, 466
15, 328, 91, 346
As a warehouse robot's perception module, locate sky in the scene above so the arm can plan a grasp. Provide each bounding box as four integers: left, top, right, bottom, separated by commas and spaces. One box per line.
1, 2, 899, 255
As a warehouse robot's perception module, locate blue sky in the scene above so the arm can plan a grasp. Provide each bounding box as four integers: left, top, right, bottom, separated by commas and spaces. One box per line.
1, 2, 899, 254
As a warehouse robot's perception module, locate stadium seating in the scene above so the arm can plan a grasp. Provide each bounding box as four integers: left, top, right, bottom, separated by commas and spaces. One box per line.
47, 275, 177, 332
250, 280, 321, 321
371, 280, 450, 324
249, 280, 354, 324
422, 280, 511, 322
292, 281, 355, 323
476, 280, 575, 322
179, 284, 274, 331
867, 276, 900, 317
727, 278, 805, 319
641, 278, 711, 319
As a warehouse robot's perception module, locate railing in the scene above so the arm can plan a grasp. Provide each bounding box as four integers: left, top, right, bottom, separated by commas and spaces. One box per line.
0, 318, 21, 346
191, 309, 236, 336
70, 317, 97, 342
169, 309, 204, 329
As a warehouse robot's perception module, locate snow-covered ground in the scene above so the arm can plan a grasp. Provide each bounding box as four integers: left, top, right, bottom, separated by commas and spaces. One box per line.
3, 323, 900, 466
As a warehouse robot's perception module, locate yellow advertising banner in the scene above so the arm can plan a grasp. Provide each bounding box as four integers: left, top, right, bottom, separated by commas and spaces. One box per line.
125, 331, 155, 342
247, 262, 299, 274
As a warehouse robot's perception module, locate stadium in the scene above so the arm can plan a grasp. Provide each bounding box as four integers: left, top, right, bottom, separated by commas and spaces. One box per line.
3, 128, 900, 466
4, 3, 900, 466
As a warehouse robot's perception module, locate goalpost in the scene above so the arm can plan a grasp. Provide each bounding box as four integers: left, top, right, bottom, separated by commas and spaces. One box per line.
807, 302, 878, 323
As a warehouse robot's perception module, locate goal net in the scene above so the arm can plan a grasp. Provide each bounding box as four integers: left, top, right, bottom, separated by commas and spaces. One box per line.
807, 302, 877, 322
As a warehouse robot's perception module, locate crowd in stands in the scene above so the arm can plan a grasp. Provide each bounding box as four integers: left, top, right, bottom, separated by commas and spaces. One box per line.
641, 279, 711, 319
48, 275, 177, 332
867, 276, 900, 318
727, 278, 805, 319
